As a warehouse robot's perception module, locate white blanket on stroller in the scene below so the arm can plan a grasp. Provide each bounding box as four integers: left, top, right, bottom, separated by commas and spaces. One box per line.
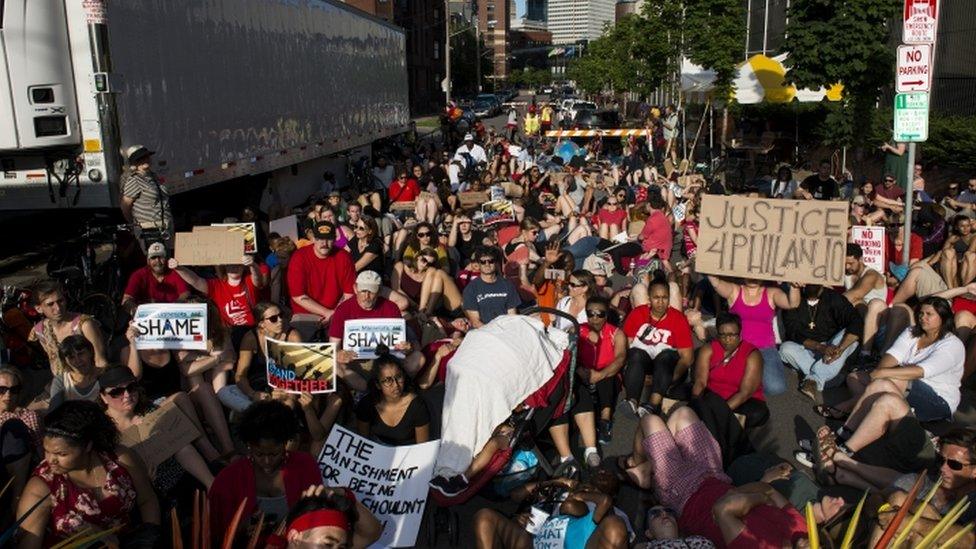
435, 315, 568, 478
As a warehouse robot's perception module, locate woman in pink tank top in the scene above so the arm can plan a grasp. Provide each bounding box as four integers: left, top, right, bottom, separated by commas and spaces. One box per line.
708, 277, 800, 396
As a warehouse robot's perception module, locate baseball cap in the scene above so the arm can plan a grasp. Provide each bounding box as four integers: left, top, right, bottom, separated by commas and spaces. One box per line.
147, 242, 167, 259
312, 221, 336, 240
97, 365, 137, 389
124, 144, 154, 164
356, 270, 382, 293
583, 253, 614, 278
463, 133, 474, 141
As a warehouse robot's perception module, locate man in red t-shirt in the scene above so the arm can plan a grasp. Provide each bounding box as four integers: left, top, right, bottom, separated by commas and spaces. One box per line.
121, 242, 191, 316
286, 221, 356, 340
621, 277, 694, 416
873, 173, 906, 215
327, 271, 420, 391
388, 169, 420, 203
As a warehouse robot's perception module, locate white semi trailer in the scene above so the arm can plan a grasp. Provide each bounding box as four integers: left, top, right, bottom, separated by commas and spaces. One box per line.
0, 0, 409, 211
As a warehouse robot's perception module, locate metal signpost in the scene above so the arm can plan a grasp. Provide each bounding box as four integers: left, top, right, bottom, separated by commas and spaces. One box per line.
899, 0, 939, 266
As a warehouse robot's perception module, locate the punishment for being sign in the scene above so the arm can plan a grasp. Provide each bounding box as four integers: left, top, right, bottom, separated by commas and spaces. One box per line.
696, 196, 849, 286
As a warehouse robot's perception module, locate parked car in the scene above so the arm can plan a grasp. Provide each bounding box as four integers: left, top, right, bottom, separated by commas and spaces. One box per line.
572, 109, 621, 130
563, 100, 598, 122
475, 93, 502, 116
472, 100, 494, 118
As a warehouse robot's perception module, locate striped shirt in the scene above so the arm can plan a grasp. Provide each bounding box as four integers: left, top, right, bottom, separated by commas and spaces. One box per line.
121, 170, 173, 235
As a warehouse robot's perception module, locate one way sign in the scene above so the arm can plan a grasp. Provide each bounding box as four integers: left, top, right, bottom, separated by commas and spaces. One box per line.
896, 44, 932, 93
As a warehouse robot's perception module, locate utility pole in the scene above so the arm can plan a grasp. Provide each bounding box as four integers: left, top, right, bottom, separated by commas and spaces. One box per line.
444, 0, 451, 104
475, 16, 482, 92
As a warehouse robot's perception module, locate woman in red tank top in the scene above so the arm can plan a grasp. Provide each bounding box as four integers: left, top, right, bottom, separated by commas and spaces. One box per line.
690, 313, 770, 465
578, 296, 628, 445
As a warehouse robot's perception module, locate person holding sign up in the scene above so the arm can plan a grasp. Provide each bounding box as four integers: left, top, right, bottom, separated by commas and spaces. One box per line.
329, 271, 421, 392
287, 220, 356, 339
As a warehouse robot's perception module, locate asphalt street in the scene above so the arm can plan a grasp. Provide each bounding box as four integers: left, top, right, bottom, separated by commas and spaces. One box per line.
428, 96, 843, 547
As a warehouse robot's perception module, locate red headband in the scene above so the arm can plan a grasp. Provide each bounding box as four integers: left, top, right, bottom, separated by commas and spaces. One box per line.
287, 509, 350, 537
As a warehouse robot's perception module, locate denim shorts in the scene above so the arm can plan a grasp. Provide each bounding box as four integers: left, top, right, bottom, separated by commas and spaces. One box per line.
907, 381, 952, 422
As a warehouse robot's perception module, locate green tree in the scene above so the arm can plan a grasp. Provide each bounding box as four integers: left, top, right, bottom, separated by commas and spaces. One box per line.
449, 20, 492, 96
782, 0, 901, 146
683, 0, 745, 96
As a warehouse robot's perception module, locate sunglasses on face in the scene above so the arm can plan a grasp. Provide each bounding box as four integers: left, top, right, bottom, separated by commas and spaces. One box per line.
943, 455, 973, 471
417, 232, 432, 237
419, 256, 436, 264
105, 383, 139, 398
0, 385, 22, 396
568, 281, 586, 288
586, 309, 607, 318
263, 314, 282, 323
355, 225, 368, 231
479, 259, 496, 265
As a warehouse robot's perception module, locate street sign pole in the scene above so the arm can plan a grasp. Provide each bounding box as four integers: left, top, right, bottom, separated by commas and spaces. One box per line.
903, 142, 916, 266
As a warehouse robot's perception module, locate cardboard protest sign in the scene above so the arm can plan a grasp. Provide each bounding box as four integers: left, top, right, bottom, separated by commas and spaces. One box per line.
851, 226, 886, 274
210, 222, 257, 254
174, 231, 244, 266
269, 214, 300, 244
696, 196, 849, 286
133, 303, 208, 350
459, 191, 488, 209
343, 318, 406, 360
482, 200, 516, 226
119, 400, 201, 471
264, 337, 336, 394
318, 426, 440, 547
389, 201, 416, 212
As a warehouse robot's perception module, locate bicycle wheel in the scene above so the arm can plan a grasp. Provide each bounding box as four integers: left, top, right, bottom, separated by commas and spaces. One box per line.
80, 293, 120, 344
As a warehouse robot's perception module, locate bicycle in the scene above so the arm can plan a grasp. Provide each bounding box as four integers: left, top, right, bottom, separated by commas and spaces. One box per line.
0, 285, 43, 368
46, 220, 130, 347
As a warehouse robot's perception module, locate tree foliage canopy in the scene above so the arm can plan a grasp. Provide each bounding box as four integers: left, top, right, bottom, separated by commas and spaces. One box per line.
782, 0, 901, 145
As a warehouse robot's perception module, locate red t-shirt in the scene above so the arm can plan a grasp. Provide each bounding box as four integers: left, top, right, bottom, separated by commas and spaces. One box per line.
123, 267, 190, 304
327, 296, 402, 340
597, 207, 627, 227
679, 477, 807, 549
639, 209, 673, 259
953, 296, 976, 315
388, 178, 420, 202
874, 184, 905, 201
623, 306, 693, 356
286, 246, 356, 315
207, 277, 257, 327
886, 233, 923, 265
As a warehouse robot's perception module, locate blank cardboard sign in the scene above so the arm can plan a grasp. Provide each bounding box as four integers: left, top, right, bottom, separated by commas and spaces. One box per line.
175, 230, 244, 266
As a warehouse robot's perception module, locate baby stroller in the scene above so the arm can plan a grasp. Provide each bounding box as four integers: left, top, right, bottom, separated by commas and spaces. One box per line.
425, 307, 579, 545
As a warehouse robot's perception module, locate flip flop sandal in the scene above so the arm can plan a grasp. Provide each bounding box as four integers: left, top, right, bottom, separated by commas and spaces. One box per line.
812, 429, 839, 486
814, 404, 850, 421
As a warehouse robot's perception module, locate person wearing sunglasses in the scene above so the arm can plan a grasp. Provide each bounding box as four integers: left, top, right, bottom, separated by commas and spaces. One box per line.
347, 215, 385, 275
97, 366, 217, 492
554, 270, 596, 332
448, 212, 489, 269
0, 366, 37, 516
354, 354, 429, 447
17, 400, 160, 549
462, 247, 521, 329
578, 296, 628, 447
402, 222, 449, 270
869, 428, 976, 547
236, 302, 302, 403
596, 193, 628, 241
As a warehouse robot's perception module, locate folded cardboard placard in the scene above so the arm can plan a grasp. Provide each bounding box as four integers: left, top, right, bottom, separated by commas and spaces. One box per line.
174, 230, 244, 266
